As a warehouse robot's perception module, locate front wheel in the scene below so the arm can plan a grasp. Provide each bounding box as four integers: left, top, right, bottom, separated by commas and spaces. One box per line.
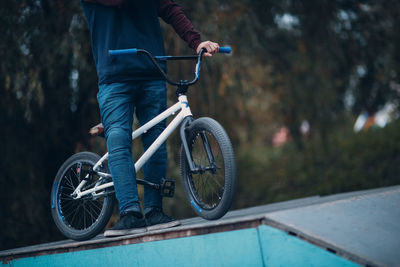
180, 117, 237, 220
51, 152, 115, 241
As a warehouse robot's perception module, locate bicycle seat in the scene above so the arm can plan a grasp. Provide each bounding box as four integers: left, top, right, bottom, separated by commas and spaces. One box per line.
89, 123, 104, 137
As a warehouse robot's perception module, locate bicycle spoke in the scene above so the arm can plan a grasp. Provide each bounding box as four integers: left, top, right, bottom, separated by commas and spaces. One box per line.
187, 128, 227, 210
87, 204, 95, 225
60, 193, 73, 199
64, 174, 75, 190
83, 202, 98, 229
202, 175, 209, 201
61, 205, 78, 219
71, 166, 80, 181
69, 205, 82, 227
86, 201, 99, 223
89, 200, 102, 217
211, 176, 223, 190
209, 180, 221, 199
88, 199, 102, 214
62, 208, 77, 223
60, 199, 78, 211
53, 154, 116, 240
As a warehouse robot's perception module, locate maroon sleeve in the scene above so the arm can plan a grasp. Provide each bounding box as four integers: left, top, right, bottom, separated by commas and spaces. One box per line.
157, 0, 202, 51
82, 0, 125, 6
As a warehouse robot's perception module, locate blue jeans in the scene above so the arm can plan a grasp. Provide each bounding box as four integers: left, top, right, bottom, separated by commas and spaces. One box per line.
97, 80, 167, 215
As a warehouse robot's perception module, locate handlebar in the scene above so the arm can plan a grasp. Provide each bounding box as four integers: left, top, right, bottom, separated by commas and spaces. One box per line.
109, 46, 231, 56
218, 47, 232, 54
108, 47, 232, 87
109, 48, 138, 56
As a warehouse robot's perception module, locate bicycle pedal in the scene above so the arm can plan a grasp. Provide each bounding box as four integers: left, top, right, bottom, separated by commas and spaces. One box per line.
160, 178, 175, 198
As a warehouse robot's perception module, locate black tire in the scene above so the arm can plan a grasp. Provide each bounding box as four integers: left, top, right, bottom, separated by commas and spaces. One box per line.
51, 152, 115, 241
180, 117, 237, 220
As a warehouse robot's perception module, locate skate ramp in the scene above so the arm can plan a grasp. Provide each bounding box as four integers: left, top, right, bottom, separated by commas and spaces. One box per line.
1, 185, 399, 267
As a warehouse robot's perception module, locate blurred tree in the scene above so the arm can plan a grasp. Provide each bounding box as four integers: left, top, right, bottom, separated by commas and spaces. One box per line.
0, 0, 99, 249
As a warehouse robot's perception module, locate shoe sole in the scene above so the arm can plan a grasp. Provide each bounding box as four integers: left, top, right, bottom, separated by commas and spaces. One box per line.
104, 227, 147, 237
146, 220, 181, 231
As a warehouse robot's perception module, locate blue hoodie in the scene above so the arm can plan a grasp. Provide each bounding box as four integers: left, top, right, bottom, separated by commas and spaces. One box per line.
81, 1, 166, 84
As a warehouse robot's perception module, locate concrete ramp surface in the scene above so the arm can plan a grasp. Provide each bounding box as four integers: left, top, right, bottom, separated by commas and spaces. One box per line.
1, 185, 399, 267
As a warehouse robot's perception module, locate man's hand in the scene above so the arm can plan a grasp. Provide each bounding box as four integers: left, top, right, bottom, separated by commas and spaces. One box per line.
196, 41, 220, 57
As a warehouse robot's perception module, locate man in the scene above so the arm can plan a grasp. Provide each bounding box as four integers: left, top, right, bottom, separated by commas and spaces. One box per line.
80, 0, 219, 237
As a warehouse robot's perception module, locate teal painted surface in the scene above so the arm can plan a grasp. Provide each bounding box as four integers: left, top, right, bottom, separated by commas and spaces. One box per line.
258, 225, 360, 267
4, 228, 263, 267
266, 188, 400, 267
4, 226, 360, 267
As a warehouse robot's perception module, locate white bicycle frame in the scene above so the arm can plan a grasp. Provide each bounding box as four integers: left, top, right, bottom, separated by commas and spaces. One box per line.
72, 95, 192, 199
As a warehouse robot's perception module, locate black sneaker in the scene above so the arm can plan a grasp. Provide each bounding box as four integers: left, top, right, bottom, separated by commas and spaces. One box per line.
145, 208, 181, 231
104, 211, 147, 237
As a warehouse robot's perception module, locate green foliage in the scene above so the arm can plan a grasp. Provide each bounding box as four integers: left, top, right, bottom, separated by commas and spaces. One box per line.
234, 120, 400, 209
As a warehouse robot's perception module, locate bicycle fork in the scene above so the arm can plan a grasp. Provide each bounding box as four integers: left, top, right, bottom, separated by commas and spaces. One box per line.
180, 116, 217, 174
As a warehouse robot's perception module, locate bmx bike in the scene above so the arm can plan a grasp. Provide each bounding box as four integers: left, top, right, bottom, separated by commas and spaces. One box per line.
51, 47, 237, 241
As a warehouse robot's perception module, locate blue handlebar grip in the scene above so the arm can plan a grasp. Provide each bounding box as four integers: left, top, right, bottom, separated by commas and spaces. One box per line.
109, 48, 138, 56
218, 46, 232, 54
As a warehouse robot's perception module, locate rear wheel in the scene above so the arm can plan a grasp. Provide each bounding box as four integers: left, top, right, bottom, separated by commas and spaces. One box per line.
51, 152, 115, 240
180, 117, 236, 220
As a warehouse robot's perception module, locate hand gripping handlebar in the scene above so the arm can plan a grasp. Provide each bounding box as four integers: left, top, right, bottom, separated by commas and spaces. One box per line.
108, 46, 232, 87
